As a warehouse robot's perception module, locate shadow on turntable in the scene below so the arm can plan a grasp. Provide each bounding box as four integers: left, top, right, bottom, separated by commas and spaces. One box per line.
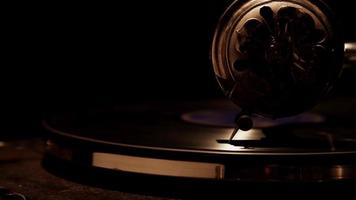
42, 98, 356, 198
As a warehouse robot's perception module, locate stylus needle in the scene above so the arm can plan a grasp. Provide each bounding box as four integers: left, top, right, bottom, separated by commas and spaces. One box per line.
229, 127, 239, 142
229, 114, 253, 142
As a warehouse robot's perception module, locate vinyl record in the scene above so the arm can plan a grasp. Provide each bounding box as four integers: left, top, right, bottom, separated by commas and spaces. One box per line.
43, 99, 356, 182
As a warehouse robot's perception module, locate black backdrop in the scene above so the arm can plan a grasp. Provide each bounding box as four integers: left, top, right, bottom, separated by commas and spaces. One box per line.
2, 1, 355, 134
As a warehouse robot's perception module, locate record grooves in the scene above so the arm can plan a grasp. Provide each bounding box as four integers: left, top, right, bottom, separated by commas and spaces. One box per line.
43, 100, 356, 182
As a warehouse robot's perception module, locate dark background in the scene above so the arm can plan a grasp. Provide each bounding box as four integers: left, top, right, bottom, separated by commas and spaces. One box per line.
2, 1, 355, 134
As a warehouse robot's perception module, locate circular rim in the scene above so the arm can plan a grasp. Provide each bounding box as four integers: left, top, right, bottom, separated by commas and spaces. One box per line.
42, 101, 356, 181
211, 0, 345, 117
42, 118, 356, 157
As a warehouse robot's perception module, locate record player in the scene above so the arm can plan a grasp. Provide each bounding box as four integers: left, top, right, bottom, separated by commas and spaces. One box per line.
1, 0, 356, 199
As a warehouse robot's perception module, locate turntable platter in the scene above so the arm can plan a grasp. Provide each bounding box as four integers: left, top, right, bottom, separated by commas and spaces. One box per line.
43, 99, 356, 182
